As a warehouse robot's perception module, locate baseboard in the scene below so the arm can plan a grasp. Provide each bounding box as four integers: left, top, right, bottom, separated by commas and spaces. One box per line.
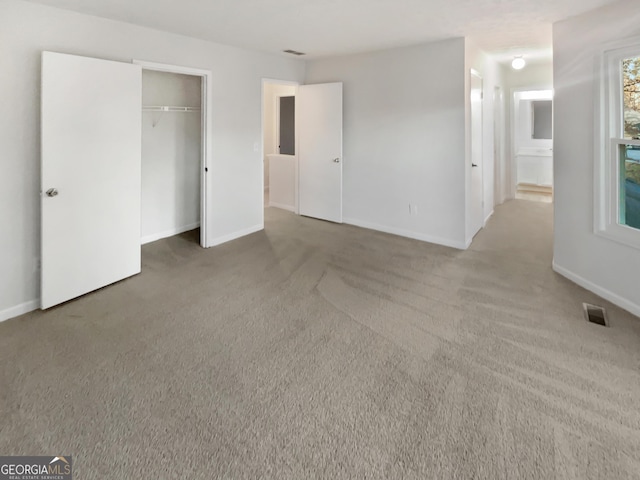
484, 210, 494, 226
343, 217, 467, 250
141, 222, 200, 245
268, 202, 295, 212
0, 299, 39, 323
208, 224, 263, 247
552, 261, 640, 318
464, 236, 473, 249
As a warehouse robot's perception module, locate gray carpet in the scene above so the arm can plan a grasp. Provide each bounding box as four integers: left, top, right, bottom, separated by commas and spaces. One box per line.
2, 200, 640, 479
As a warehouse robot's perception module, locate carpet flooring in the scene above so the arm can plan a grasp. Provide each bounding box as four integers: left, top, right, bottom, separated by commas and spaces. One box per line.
2, 200, 640, 479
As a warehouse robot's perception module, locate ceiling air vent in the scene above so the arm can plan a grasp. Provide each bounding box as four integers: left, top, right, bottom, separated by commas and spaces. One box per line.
583, 303, 608, 327
283, 49, 306, 56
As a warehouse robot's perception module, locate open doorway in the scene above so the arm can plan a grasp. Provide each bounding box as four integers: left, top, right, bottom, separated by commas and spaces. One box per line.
262, 79, 299, 213
261, 79, 344, 224
512, 89, 554, 203
135, 60, 213, 248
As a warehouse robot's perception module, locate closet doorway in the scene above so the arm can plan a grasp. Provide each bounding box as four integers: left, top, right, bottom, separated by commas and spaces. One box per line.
135, 60, 213, 248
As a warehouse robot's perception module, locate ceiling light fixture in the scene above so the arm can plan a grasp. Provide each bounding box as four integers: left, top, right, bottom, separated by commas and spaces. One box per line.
512, 56, 526, 70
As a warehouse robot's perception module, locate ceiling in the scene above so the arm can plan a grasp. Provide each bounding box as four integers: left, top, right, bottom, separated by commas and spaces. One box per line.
25, 0, 618, 62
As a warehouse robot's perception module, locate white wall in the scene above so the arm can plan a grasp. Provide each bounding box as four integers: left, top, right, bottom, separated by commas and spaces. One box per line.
267, 154, 297, 211
263, 83, 296, 190
305, 39, 468, 248
142, 69, 202, 107
0, 0, 305, 319
553, 0, 640, 316
141, 70, 201, 243
465, 39, 508, 239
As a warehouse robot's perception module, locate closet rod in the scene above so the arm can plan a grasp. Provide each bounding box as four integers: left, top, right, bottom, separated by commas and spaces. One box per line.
142, 106, 201, 112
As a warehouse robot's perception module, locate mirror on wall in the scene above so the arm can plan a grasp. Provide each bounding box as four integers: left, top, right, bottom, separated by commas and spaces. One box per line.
531, 100, 553, 139
279, 96, 295, 155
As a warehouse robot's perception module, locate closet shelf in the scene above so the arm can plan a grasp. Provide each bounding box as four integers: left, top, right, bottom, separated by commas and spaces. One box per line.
142, 106, 201, 112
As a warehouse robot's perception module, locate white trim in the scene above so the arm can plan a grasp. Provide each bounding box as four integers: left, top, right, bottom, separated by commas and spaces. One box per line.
209, 224, 263, 247
552, 261, 640, 318
464, 234, 476, 248
141, 222, 200, 245
0, 299, 40, 323
268, 202, 296, 212
484, 210, 494, 226
133, 59, 213, 248
132, 61, 211, 77
343, 217, 468, 250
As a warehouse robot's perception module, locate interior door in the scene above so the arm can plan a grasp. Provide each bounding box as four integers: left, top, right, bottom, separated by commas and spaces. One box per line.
297, 82, 343, 223
41, 52, 142, 309
469, 70, 484, 239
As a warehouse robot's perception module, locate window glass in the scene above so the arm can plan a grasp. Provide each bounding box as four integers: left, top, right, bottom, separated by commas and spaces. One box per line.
623, 56, 640, 139
621, 145, 640, 229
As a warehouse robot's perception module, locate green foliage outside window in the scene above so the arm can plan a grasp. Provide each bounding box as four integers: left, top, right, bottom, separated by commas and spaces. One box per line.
623, 57, 640, 139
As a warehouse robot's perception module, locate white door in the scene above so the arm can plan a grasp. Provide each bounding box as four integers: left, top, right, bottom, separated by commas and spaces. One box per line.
297, 82, 343, 223
41, 52, 142, 309
469, 70, 484, 238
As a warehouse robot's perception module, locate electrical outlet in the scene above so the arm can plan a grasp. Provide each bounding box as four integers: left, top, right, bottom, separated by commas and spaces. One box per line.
409, 204, 419, 215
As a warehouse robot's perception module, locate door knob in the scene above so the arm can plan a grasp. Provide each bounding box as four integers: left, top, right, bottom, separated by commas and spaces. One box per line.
46, 188, 59, 197
333, 158, 340, 163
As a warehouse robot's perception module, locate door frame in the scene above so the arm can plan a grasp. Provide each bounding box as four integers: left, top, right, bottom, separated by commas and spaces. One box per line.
261, 78, 301, 218
493, 86, 505, 206
133, 59, 213, 248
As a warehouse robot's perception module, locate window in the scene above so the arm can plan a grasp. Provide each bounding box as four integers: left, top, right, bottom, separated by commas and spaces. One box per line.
595, 42, 640, 248
621, 57, 640, 230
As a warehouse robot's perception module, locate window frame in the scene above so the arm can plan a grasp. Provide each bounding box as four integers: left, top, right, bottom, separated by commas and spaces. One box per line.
594, 39, 640, 249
